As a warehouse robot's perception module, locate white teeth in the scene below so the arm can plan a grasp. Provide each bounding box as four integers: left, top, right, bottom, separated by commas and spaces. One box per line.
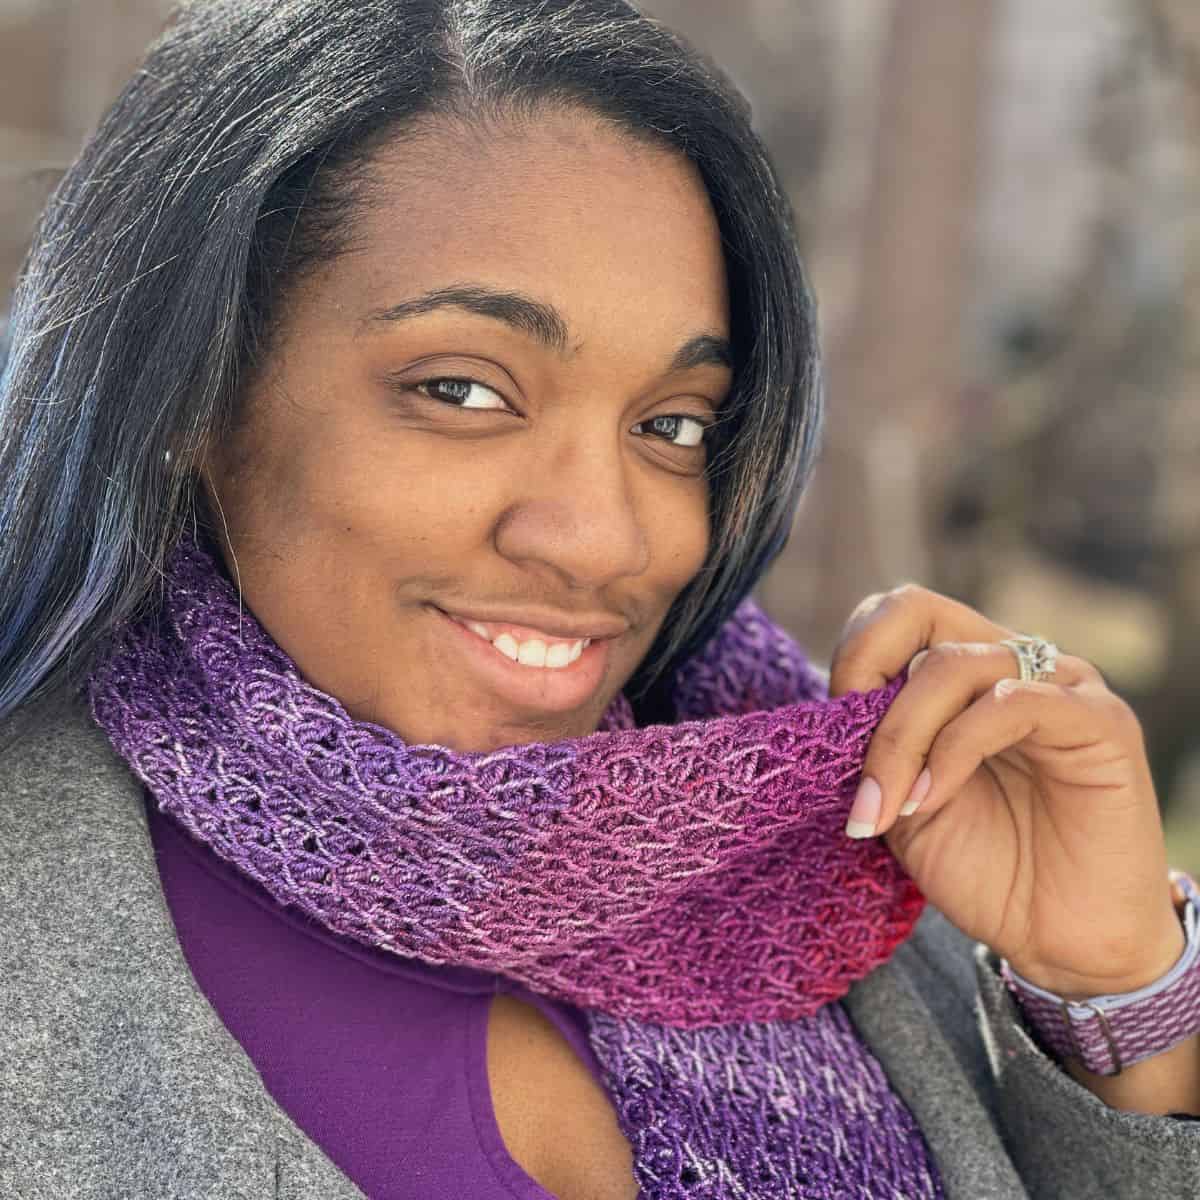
517, 639, 547, 667
492, 633, 519, 661
504, 636, 589, 669
452, 615, 593, 669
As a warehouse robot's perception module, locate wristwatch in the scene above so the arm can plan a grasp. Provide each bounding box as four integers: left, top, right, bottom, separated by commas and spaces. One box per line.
1001, 871, 1200, 1077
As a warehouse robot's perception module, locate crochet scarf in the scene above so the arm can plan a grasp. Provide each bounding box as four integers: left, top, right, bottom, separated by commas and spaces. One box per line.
88, 538, 945, 1199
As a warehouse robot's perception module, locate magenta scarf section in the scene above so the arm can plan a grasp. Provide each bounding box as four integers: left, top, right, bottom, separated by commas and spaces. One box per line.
87, 537, 945, 1198
87, 537, 923, 1025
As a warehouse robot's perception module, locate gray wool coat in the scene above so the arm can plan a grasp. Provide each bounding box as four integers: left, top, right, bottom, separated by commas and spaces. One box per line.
2, 688, 1200, 1200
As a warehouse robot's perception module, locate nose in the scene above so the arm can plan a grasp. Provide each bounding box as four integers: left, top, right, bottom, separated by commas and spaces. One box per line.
493, 431, 651, 591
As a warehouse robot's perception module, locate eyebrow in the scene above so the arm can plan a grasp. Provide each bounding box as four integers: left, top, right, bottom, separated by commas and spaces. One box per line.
363, 284, 733, 373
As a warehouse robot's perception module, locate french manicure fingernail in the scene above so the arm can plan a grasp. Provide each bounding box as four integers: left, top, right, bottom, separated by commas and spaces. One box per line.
899, 768, 932, 816
846, 776, 882, 838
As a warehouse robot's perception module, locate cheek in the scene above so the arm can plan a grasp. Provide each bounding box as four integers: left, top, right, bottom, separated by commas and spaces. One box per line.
217, 402, 498, 556
644, 478, 710, 598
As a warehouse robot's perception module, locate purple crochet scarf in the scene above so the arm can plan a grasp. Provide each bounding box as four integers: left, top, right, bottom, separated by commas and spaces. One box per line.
88, 537, 944, 1198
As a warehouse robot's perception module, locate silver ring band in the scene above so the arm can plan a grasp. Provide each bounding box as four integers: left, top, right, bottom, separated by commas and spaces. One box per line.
999, 636, 1059, 683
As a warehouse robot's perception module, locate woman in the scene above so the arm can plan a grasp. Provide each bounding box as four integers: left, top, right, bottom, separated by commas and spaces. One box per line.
1, 1, 1198, 1197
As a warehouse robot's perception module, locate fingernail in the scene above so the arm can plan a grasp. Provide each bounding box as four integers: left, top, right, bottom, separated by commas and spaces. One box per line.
907, 650, 929, 678
900, 768, 932, 816
846, 776, 882, 838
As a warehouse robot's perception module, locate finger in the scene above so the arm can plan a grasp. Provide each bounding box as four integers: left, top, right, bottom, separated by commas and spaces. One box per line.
829, 584, 1015, 700
878, 678, 1140, 834
844, 643, 1094, 838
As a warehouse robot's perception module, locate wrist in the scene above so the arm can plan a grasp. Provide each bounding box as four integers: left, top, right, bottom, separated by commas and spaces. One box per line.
1002, 871, 1200, 1077
1063, 1027, 1200, 1116
1011, 915, 1187, 1001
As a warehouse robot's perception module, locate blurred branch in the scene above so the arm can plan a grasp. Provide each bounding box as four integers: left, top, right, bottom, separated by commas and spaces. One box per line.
1145, 0, 1200, 85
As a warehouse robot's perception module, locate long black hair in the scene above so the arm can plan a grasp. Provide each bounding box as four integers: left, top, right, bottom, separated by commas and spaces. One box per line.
0, 0, 822, 724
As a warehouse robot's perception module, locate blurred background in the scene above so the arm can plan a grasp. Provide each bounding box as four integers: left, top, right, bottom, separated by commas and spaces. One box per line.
1, 0, 1198, 867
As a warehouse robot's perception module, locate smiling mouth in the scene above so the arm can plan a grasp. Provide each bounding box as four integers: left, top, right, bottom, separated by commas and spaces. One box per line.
445, 614, 593, 669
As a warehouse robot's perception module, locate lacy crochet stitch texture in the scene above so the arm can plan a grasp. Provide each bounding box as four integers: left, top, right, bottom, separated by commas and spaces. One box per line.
87, 538, 943, 1198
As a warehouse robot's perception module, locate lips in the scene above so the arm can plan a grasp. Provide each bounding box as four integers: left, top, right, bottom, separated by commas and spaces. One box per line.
432, 606, 615, 715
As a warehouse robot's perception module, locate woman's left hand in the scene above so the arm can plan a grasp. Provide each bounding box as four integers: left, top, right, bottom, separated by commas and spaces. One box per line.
829, 584, 1184, 999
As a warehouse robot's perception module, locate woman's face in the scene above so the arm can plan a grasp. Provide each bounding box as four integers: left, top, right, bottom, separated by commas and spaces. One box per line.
204, 109, 731, 751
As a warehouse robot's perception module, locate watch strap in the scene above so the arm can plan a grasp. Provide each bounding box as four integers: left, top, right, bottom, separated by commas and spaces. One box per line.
1000, 871, 1200, 1077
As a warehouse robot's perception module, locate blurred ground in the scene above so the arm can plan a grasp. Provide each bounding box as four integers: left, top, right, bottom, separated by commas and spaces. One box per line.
2, 0, 1198, 868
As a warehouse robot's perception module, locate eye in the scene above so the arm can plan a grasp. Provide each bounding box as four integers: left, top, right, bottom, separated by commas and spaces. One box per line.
634, 414, 710, 448
416, 377, 510, 410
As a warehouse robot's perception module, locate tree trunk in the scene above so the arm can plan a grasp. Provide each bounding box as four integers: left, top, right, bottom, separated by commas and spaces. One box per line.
762, 0, 997, 660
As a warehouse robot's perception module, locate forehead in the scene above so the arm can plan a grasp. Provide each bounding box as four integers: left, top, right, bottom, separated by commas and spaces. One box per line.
317, 109, 730, 342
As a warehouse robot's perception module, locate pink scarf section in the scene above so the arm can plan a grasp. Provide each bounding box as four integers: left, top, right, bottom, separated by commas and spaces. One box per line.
87, 538, 924, 1026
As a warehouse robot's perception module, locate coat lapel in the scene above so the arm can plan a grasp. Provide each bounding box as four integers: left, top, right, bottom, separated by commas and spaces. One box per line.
0, 690, 364, 1199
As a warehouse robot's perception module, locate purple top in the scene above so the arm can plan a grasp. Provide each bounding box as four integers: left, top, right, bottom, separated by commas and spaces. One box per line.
146, 795, 606, 1200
